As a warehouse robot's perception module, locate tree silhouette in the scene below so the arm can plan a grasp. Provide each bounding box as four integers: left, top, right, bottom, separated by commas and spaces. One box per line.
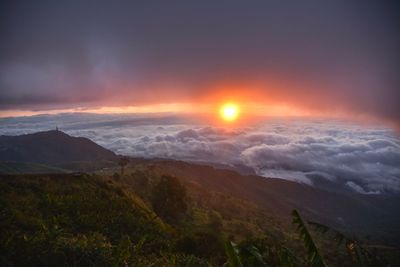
151, 175, 187, 224
118, 156, 129, 177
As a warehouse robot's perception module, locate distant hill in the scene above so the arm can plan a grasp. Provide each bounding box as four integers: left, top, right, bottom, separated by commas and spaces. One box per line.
0, 162, 68, 174
0, 130, 117, 165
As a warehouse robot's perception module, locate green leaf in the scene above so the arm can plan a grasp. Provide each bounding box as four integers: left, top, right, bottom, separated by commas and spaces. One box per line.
291, 210, 326, 267
224, 240, 243, 267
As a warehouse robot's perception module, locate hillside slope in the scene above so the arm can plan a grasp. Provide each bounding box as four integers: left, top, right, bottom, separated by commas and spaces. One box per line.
0, 130, 117, 165
130, 160, 400, 245
1, 172, 399, 266
0, 174, 214, 266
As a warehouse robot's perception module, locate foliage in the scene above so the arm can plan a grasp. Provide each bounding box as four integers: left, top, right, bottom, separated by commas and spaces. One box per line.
223, 240, 268, 267
0, 174, 167, 266
0, 172, 397, 266
224, 241, 243, 267
176, 228, 225, 264
291, 210, 326, 267
151, 175, 188, 224
308, 221, 391, 267
118, 156, 129, 176
237, 243, 267, 267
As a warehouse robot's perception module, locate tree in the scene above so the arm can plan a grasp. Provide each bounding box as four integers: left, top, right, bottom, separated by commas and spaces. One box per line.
151, 175, 187, 224
118, 156, 129, 177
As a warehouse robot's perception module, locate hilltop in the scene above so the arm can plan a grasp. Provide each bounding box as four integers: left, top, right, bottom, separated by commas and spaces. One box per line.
0, 130, 117, 172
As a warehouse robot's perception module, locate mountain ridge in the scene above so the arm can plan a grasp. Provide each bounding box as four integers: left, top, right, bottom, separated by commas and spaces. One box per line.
0, 130, 117, 165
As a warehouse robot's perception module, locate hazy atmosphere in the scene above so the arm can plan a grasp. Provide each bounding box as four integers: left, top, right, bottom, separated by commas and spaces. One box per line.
1, 1, 400, 266
1, 1, 399, 125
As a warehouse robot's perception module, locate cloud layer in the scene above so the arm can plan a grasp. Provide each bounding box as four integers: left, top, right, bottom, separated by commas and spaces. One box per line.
1, 113, 399, 194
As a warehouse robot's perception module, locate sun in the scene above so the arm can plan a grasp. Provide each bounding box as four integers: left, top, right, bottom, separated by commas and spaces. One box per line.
220, 103, 240, 122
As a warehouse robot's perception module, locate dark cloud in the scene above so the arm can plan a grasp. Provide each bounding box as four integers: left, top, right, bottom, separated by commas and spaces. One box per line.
1, 113, 399, 194
0, 1, 399, 123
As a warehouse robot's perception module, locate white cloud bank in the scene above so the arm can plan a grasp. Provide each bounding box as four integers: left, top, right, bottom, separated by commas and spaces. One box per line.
1, 114, 399, 194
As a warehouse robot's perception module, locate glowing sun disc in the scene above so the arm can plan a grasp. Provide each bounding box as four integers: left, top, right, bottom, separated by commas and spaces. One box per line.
220, 103, 240, 121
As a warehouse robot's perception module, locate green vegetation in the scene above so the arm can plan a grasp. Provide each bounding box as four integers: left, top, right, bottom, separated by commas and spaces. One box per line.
118, 156, 130, 177
152, 175, 188, 224
292, 210, 325, 267
1, 170, 398, 266
0, 174, 169, 266
0, 162, 67, 174
223, 240, 267, 267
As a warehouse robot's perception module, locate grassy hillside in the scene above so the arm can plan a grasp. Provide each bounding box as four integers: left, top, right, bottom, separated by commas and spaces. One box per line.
0, 174, 216, 266
0, 173, 280, 266
0, 162, 68, 174
1, 172, 398, 266
115, 159, 400, 245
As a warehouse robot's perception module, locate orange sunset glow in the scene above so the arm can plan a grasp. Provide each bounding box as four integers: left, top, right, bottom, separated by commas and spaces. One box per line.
1, 2, 400, 265
220, 103, 240, 122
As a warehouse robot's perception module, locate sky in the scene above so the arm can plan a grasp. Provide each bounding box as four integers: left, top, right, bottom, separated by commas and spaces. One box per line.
0, 0, 399, 125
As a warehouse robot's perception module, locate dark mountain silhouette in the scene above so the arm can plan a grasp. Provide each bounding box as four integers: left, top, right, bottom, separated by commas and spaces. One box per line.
0, 130, 117, 165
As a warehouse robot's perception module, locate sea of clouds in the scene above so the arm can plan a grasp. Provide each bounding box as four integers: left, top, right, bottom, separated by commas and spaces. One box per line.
1, 113, 399, 194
